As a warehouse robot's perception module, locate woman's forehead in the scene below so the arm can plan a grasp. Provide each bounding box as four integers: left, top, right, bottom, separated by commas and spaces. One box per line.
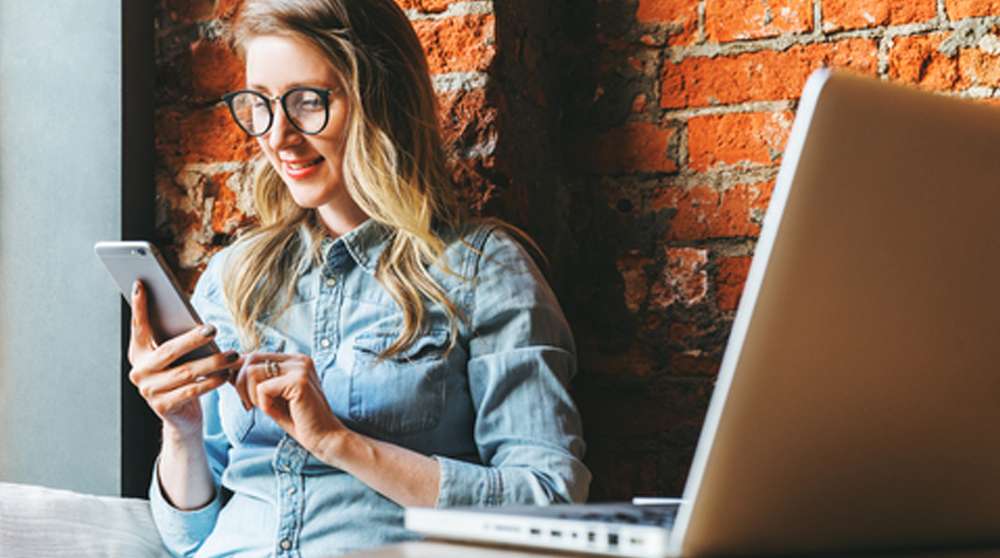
244, 34, 340, 92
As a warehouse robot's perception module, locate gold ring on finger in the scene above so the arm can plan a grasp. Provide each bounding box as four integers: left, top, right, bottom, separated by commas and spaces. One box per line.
266, 359, 280, 378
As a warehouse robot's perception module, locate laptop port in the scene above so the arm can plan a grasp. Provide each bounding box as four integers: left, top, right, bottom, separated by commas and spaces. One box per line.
550, 530, 562, 538
529, 528, 541, 536
608, 533, 619, 546
587, 532, 596, 543
630, 537, 644, 545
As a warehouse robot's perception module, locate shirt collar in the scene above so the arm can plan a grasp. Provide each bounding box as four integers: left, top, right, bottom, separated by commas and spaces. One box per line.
313, 218, 393, 276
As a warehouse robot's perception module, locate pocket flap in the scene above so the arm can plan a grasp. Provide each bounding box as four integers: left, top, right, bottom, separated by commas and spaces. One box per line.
353, 328, 450, 362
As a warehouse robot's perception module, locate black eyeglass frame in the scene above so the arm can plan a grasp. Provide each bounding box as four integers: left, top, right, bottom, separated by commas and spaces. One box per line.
221, 86, 336, 137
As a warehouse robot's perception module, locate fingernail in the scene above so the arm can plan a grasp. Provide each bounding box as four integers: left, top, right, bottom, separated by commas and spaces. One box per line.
199, 324, 217, 337
226, 351, 239, 363
132, 281, 140, 296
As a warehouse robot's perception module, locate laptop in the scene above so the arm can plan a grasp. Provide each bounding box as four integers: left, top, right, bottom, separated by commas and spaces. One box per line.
405, 69, 1000, 557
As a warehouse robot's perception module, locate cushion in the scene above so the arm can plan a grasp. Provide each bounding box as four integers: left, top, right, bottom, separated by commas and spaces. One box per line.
0, 482, 170, 558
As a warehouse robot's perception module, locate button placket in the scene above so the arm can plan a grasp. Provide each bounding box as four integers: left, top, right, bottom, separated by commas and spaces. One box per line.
315, 267, 341, 362
273, 436, 307, 557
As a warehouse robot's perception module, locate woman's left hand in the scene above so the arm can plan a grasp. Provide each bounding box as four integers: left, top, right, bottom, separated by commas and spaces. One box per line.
235, 352, 349, 460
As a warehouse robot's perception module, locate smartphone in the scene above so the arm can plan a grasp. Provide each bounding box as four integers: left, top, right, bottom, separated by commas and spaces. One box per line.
94, 240, 219, 364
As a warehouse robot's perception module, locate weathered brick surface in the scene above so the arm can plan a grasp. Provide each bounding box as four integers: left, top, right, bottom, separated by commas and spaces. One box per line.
653, 181, 775, 240
946, 0, 1000, 18
157, 106, 256, 166
823, 0, 937, 31
396, 0, 456, 12
635, 0, 701, 45
687, 112, 793, 171
705, 0, 814, 42
648, 247, 710, 309
589, 122, 679, 174
661, 39, 879, 108
412, 13, 495, 74
959, 48, 1000, 87
155, 0, 1000, 501
888, 33, 961, 91
189, 38, 244, 99
716, 255, 752, 312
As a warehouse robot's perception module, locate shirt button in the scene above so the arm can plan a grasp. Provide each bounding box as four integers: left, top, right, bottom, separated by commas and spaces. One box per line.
325, 276, 337, 287
320, 338, 331, 349
287, 486, 296, 495
280, 539, 292, 550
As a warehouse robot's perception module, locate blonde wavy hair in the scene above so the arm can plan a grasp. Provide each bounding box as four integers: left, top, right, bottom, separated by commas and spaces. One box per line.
222, 0, 475, 358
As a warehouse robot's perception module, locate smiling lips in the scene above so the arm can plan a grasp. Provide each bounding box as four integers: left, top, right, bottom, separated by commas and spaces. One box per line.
282, 156, 325, 179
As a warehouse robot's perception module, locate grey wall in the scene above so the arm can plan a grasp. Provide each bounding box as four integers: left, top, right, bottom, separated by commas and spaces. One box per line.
0, 1, 122, 495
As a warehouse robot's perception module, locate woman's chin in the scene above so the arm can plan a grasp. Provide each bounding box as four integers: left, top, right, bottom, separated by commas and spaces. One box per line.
286, 193, 328, 209
283, 183, 334, 209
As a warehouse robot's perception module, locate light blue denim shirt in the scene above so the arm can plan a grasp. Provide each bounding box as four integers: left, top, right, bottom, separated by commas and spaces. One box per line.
148, 219, 591, 557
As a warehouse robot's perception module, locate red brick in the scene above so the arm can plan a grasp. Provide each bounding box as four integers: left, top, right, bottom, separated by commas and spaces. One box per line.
189, 38, 245, 98
157, 106, 257, 165
822, 0, 936, 31
717, 255, 752, 311
396, 0, 455, 13
617, 254, 655, 313
210, 181, 246, 234
588, 122, 679, 174
412, 14, 495, 74
661, 39, 878, 109
945, 0, 1000, 19
649, 248, 709, 309
959, 48, 1000, 88
437, 88, 496, 153
652, 181, 774, 240
888, 33, 960, 92
687, 112, 793, 171
636, 0, 701, 45
705, 0, 813, 42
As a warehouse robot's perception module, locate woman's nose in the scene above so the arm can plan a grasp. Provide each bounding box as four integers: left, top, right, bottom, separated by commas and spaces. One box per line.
267, 106, 300, 151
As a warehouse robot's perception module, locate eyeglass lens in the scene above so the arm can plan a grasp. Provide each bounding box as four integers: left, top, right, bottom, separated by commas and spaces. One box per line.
229, 89, 328, 136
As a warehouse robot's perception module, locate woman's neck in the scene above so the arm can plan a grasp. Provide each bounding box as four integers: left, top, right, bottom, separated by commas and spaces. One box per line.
316, 200, 370, 238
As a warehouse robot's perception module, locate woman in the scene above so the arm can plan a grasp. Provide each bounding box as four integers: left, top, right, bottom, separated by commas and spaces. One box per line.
127, 0, 590, 556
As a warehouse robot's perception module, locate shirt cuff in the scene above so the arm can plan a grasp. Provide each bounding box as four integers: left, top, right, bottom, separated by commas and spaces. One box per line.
432, 455, 503, 508
148, 459, 222, 555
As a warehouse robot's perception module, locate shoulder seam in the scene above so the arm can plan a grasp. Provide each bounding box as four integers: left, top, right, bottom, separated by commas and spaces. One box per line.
463, 222, 502, 334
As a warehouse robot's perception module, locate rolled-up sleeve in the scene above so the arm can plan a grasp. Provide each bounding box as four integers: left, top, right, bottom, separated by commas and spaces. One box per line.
148, 255, 233, 556
148, 389, 230, 556
434, 228, 591, 507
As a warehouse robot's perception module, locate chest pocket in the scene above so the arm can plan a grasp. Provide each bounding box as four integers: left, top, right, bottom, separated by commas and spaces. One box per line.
349, 328, 451, 436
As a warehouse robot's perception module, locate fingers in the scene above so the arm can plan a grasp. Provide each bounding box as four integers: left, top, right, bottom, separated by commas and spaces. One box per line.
138, 351, 242, 401
235, 353, 298, 411
148, 322, 221, 371
149, 374, 229, 418
253, 373, 294, 428
128, 281, 156, 362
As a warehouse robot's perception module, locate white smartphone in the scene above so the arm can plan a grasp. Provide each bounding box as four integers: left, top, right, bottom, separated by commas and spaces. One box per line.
94, 240, 220, 364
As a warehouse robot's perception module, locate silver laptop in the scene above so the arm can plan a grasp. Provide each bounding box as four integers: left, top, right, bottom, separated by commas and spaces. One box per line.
405, 69, 1000, 557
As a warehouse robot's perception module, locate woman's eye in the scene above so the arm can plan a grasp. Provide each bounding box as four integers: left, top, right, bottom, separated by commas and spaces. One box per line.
298, 98, 324, 111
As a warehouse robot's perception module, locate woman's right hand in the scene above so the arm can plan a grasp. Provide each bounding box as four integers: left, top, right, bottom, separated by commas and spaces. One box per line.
127, 280, 242, 440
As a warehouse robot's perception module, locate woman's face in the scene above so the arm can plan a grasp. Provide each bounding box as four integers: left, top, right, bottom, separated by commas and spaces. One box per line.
244, 34, 354, 213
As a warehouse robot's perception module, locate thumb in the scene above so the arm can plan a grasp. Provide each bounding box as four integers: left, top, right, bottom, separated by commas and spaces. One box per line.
130, 280, 156, 351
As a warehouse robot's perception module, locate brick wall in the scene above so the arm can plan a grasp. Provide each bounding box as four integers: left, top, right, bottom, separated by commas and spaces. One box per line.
154, 0, 1000, 500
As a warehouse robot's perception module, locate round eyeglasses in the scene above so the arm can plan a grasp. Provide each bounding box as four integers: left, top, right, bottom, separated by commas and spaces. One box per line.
221, 87, 335, 137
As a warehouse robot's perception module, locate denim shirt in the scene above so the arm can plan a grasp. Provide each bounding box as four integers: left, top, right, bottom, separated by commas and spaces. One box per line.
148, 219, 591, 557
